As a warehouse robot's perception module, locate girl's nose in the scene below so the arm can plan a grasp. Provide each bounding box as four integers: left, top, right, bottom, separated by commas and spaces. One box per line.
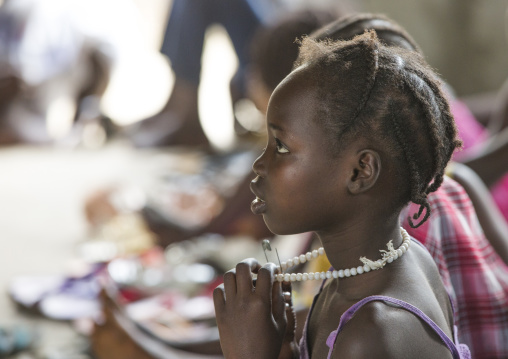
252, 149, 266, 177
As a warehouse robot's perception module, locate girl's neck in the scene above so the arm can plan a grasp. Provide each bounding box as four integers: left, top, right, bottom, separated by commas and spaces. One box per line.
316, 216, 403, 279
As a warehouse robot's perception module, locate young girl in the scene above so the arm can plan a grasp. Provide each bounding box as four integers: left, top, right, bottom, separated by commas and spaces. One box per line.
213, 32, 470, 358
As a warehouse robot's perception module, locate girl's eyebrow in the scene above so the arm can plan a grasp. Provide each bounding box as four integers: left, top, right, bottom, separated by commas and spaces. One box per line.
268, 123, 284, 131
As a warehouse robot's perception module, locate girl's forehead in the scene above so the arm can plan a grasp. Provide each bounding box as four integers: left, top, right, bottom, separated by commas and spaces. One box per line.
267, 76, 327, 136
270, 68, 317, 107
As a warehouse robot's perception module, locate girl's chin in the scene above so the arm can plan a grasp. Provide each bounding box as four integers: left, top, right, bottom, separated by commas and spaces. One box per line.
263, 219, 301, 237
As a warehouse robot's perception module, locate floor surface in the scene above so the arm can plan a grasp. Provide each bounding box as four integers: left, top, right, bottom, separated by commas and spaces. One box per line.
0, 143, 149, 358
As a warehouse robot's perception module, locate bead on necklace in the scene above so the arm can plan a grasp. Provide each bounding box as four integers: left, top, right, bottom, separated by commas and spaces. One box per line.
263, 227, 411, 282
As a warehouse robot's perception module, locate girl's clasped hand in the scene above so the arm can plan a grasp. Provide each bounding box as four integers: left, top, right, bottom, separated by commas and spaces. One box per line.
213, 259, 296, 359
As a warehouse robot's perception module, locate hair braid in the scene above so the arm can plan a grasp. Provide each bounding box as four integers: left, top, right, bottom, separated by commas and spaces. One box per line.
406, 67, 462, 197
395, 75, 441, 226
408, 199, 431, 228
393, 65, 460, 227
388, 103, 430, 228
342, 31, 379, 129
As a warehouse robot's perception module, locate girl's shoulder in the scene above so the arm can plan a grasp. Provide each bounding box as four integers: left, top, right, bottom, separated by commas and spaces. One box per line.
322, 243, 457, 358
329, 297, 454, 359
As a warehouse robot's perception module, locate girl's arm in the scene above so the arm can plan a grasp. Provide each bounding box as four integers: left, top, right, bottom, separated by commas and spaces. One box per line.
213, 259, 299, 359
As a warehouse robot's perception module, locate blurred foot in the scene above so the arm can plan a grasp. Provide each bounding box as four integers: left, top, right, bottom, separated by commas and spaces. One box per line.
125, 78, 210, 148
127, 112, 209, 148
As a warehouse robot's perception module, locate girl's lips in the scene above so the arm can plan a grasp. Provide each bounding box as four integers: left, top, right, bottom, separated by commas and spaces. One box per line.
251, 197, 266, 215
250, 177, 266, 214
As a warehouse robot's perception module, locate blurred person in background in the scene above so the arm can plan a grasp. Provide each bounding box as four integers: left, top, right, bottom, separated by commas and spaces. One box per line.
0, 0, 149, 147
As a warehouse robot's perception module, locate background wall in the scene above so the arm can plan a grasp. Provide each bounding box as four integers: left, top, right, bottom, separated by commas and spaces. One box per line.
360, 0, 508, 96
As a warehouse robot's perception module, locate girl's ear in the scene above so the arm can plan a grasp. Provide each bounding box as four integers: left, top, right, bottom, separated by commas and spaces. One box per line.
347, 149, 381, 194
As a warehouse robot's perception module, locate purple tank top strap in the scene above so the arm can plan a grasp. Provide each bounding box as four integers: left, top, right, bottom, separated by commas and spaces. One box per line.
325, 295, 470, 359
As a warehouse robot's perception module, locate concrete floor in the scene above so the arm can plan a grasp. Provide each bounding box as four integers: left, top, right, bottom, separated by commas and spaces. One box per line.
0, 143, 147, 357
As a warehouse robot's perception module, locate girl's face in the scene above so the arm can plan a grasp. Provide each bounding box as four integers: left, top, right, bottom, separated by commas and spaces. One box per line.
250, 71, 353, 235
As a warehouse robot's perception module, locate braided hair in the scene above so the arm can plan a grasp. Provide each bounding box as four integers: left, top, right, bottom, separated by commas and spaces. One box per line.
294, 31, 461, 228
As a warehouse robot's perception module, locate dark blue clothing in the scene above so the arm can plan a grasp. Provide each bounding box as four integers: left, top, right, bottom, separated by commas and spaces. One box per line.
161, 0, 261, 94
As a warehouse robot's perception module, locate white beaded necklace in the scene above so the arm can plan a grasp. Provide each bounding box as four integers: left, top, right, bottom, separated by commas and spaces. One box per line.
272, 227, 411, 282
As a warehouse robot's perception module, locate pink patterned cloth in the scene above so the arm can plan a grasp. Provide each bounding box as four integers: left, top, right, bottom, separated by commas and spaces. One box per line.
403, 176, 508, 359
450, 99, 508, 221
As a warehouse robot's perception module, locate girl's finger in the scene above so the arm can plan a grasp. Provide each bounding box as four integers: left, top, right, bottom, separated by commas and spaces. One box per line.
223, 269, 237, 299
242, 257, 262, 272
213, 283, 226, 314
255, 262, 277, 300
235, 258, 259, 294
271, 280, 286, 325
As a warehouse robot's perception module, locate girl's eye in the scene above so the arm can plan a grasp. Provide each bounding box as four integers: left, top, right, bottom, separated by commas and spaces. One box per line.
275, 138, 289, 154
